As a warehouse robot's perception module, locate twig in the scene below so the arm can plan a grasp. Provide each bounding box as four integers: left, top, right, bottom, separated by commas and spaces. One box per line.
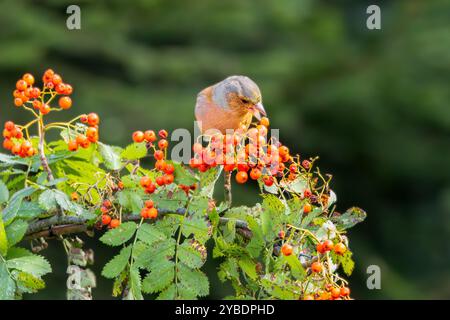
224, 170, 232, 207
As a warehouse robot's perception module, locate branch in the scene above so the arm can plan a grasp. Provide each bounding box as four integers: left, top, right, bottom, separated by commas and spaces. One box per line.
24, 208, 251, 240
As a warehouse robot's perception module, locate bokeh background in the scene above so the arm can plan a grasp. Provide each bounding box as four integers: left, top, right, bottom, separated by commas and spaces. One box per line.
1, 0, 449, 299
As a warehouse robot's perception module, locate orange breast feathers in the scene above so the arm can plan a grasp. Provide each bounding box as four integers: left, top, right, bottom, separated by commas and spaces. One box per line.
195, 87, 251, 134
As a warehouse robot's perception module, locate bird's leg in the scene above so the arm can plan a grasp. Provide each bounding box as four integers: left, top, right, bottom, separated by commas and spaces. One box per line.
224, 170, 232, 208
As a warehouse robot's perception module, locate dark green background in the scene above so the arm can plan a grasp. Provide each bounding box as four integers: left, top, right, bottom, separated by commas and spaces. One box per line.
1, 0, 449, 299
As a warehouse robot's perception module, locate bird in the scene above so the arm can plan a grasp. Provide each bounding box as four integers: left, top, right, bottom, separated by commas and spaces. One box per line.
195, 75, 266, 134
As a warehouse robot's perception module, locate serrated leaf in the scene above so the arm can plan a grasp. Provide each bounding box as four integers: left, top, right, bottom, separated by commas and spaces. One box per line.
172, 162, 198, 185
199, 166, 222, 198
238, 257, 257, 280
0, 214, 8, 256
332, 207, 367, 230
245, 216, 264, 258
121, 142, 147, 160
0, 180, 8, 204
0, 261, 15, 300
17, 201, 44, 220
178, 241, 205, 268
6, 247, 32, 259
5, 219, 28, 247
126, 267, 143, 300
14, 271, 45, 292
136, 224, 166, 246
337, 250, 355, 276
157, 283, 176, 300
117, 190, 143, 214
142, 259, 174, 294
178, 264, 209, 298
101, 246, 131, 279
99, 222, 137, 246
150, 189, 188, 212
283, 255, 306, 280
2, 187, 36, 225
98, 142, 122, 170
6, 255, 51, 277
134, 238, 176, 271
182, 215, 209, 243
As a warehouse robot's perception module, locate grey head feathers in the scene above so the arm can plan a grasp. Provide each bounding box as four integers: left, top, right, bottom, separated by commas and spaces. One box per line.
211, 75, 262, 110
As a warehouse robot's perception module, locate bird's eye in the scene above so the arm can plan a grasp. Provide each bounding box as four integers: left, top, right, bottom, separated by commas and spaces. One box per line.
240, 97, 249, 104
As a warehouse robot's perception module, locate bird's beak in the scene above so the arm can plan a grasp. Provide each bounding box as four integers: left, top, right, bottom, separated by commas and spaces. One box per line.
251, 102, 266, 120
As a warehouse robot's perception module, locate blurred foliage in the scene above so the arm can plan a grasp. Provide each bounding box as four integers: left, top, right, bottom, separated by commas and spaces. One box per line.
1, 0, 449, 299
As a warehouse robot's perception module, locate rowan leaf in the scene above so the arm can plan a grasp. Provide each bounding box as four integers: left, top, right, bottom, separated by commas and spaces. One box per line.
6, 254, 52, 277
101, 246, 131, 279
121, 142, 147, 160
99, 222, 137, 246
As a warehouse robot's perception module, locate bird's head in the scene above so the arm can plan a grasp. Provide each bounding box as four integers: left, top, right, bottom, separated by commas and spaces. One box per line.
211, 75, 266, 119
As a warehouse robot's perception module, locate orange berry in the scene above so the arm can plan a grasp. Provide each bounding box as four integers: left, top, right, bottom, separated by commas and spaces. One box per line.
58, 96, 72, 109
235, 171, 248, 184
331, 288, 341, 299
11, 144, 21, 155
333, 243, 347, 255
158, 139, 168, 150
87, 113, 99, 126
147, 207, 158, 219
32, 100, 42, 109
109, 219, 120, 228
281, 243, 293, 256
132, 131, 145, 143
3, 139, 13, 150
22, 73, 35, 85
14, 97, 23, 107
86, 127, 98, 143
303, 295, 314, 300
340, 287, 350, 297
155, 160, 166, 171
118, 181, 124, 189
140, 207, 150, 219
140, 176, 152, 188
3, 129, 12, 139
144, 200, 154, 208
145, 183, 156, 194
68, 140, 78, 151
71, 192, 79, 201
249, 168, 261, 180
144, 130, 156, 142
322, 240, 334, 252
64, 84, 73, 95
154, 150, 164, 160
39, 103, 51, 115
278, 146, 289, 157
303, 203, 312, 214
316, 242, 326, 254
311, 262, 323, 273
102, 214, 112, 225
156, 176, 165, 186
51, 74, 62, 85
158, 129, 168, 139
4, 121, 15, 131
16, 79, 28, 91
103, 200, 112, 208
21, 140, 32, 152
164, 174, 174, 185
164, 164, 175, 174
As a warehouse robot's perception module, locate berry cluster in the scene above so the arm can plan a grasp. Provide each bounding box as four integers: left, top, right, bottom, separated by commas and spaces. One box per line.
140, 200, 158, 219
303, 285, 351, 300
100, 199, 120, 229
67, 112, 100, 151
2, 121, 36, 158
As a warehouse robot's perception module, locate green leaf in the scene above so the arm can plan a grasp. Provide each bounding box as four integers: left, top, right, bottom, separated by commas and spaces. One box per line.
300, 207, 323, 227
172, 162, 198, 185
182, 215, 210, 243
178, 263, 209, 298
117, 190, 143, 214
157, 283, 176, 300
2, 187, 36, 225
150, 188, 188, 212
17, 201, 44, 220
0, 180, 9, 204
283, 255, 306, 280
14, 271, 45, 293
261, 274, 298, 299
178, 240, 206, 268
0, 261, 15, 299
332, 207, 367, 230
5, 219, 28, 247
238, 257, 257, 280
142, 260, 174, 294
6, 255, 51, 277
199, 166, 222, 198
0, 213, 8, 256
6, 247, 33, 259
136, 224, 166, 246
99, 222, 137, 246
245, 216, 265, 258
336, 250, 355, 276
121, 142, 147, 160
127, 267, 143, 300
98, 142, 122, 170
101, 246, 131, 279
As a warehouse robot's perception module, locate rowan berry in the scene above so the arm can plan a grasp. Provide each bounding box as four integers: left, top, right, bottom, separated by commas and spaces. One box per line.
316, 243, 326, 254
58, 96, 72, 109
87, 113, 99, 126
132, 131, 145, 143
100, 206, 109, 214
302, 160, 311, 169
147, 207, 158, 219
68, 140, 78, 151
333, 243, 347, 255
164, 164, 175, 174
86, 127, 98, 143
51, 74, 62, 85
281, 243, 293, 256
39, 103, 51, 115
311, 262, 323, 273
103, 200, 112, 208
4, 121, 14, 131
140, 176, 152, 188
237, 163, 249, 172
263, 175, 274, 187
249, 168, 261, 180
109, 219, 120, 228
155, 160, 166, 171
304, 189, 312, 198
102, 214, 112, 225
158, 129, 168, 139
144, 200, 154, 208
145, 183, 156, 194
64, 84, 73, 95
22, 73, 35, 85
322, 240, 334, 252
140, 207, 150, 219
3, 129, 12, 139
164, 174, 174, 185
21, 140, 32, 152
3, 139, 13, 150
144, 130, 156, 142
14, 98, 23, 107
278, 230, 285, 239
55, 83, 66, 94
80, 114, 88, 123
16, 79, 28, 91
71, 192, 79, 201
158, 139, 168, 150
331, 288, 341, 299
235, 171, 248, 184
340, 287, 350, 297
278, 146, 289, 157
224, 163, 235, 172
156, 176, 165, 186
303, 203, 312, 214
154, 150, 164, 160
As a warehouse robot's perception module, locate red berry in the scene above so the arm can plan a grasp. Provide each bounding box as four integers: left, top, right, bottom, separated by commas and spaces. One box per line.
155, 160, 166, 171
154, 150, 164, 160
263, 175, 274, 187
3, 139, 13, 150
16, 79, 28, 91
164, 164, 175, 174
158, 139, 168, 150
147, 207, 158, 219
58, 96, 72, 109
340, 287, 350, 297
235, 171, 248, 184
132, 131, 145, 143
333, 243, 347, 255
87, 113, 99, 126
109, 219, 120, 228
140, 176, 152, 188
145, 183, 156, 194
164, 174, 174, 185
156, 176, 165, 186
4, 121, 15, 131
302, 160, 311, 169
144, 130, 156, 142
303, 203, 312, 214
281, 243, 293, 256
39, 103, 51, 115
158, 129, 168, 139
101, 214, 112, 225
80, 114, 88, 123
144, 200, 154, 208
278, 230, 285, 239
64, 84, 73, 95
249, 168, 261, 180
14, 98, 23, 107
311, 262, 323, 273
86, 127, 98, 143
51, 74, 62, 85
55, 83, 66, 94
68, 140, 78, 151
22, 73, 35, 85
103, 200, 112, 208
322, 240, 334, 252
